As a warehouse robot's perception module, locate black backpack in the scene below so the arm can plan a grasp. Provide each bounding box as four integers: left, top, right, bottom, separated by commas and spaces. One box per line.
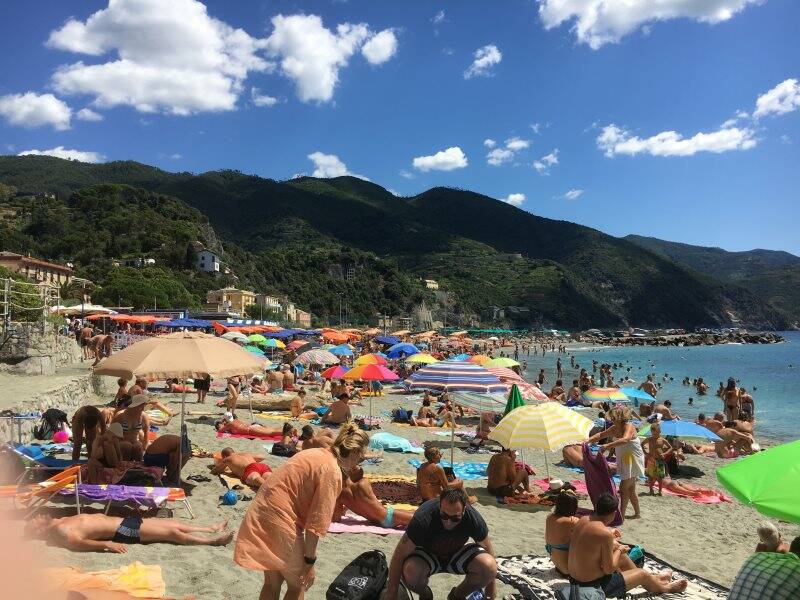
33, 408, 68, 441
326, 550, 389, 600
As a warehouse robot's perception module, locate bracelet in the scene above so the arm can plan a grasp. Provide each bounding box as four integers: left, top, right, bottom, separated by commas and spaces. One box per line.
304, 556, 317, 565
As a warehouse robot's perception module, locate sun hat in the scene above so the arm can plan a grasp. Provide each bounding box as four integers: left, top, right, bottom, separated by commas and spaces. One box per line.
129, 394, 148, 408
549, 478, 565, 491
108, 422, 124, 438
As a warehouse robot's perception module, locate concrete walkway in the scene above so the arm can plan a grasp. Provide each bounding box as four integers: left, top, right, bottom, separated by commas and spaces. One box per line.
0, 362, 94, 411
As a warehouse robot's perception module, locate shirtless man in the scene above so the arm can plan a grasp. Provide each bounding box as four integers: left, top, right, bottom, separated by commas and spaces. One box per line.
90, 334, 114, 366
281, 364, 295, 391
335, 466, 415, 529
653, 400, 679, 421
638, 374, 658, 398
697, 412, 725, 434
267, 368, 284, 393
298, 424, 335, 449
322, 393, 352, 425
409, 398, 438, 427
715, 426, 755, 457
143, 434, 189, 486
70, 405, 105, 462
250, 376, 269, 394
208, 447, 271, 489
80, 324, 94, 360
330, 379, 348, 399
549, 379, 566, 403
416, 446, 464, 501
25, 512, 232, 553
487, 447, 531, 497
568, 492, 687, 597
214, 416, 284, 438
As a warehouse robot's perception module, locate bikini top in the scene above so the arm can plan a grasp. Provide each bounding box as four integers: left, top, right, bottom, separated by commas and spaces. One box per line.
545, 541, 570, 554
121, 419, 143, 432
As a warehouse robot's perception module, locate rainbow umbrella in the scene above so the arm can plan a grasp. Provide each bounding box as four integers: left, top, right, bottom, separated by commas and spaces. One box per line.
343, 364, 399, 382
354, 353, 388, 366
262, 338, 286, 349
406, 353, 439, 364
582, 387, 628, 403
294, 349, 339, 365
408, 362, 506, 394
486, 357, 520, 368
321, 365, 350, 379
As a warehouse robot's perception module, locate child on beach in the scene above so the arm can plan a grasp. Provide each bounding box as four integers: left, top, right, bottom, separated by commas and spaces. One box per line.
643, 421, 671, 495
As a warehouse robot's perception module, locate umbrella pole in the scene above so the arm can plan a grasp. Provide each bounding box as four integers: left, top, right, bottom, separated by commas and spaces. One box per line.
450, 418, 455, 465
544, 449, 549, 479
178, 382, 186, 486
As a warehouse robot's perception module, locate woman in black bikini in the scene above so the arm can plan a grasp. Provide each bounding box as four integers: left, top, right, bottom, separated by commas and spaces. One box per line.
112, 394, 150, 461
722, 378, 740, 421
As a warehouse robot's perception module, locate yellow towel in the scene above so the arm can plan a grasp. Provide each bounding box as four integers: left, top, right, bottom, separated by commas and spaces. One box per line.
43, 562, 166, 598
367, 474, 417, 483
387, 502, 418, 512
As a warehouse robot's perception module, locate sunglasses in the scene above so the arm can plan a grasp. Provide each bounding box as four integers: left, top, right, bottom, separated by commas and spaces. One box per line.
439, 511, 463, 523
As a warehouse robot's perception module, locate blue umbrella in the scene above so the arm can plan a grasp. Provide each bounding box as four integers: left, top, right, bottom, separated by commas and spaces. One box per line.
386, 343, 419, 359
330, 344, 353, 357
620, 387, 656, 402
374, 335, 400, 345
446, 353, 470, 362
638, 420, 722, 441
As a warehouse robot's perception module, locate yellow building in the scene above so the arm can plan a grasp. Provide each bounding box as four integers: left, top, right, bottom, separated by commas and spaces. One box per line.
204, 287, 256, 316
0, 251, 73, 286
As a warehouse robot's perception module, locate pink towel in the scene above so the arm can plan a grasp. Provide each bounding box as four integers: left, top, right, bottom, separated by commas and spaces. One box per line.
533, 478, 588, 495
328, 512, 404, 535
216, 431, 282, 441
662, 487, 731, 504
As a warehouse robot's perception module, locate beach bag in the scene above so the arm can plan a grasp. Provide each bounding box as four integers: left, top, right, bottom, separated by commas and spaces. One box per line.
391, 408, 411, 423
33, 408, 68, 441
326, 550, 389, 600
271, 442, 297, 458
555, 584, 605, 600
117, 468, 161, 487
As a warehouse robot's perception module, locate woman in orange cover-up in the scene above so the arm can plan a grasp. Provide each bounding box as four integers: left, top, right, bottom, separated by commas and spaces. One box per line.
234, 422, 370, 600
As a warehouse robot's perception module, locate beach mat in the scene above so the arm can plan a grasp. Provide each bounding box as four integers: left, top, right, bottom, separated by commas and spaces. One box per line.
328, 511, 405, 535
495, 554, 728, 599
42, 562, 166, 598
216, 431, 282, 441
407, 459, 488, 480
660, 486, 731, 504
368, 475, 422, 505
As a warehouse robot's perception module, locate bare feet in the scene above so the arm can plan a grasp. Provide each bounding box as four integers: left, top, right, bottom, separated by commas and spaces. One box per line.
627, 513, 642, 519
212, 531, 234, 546
666, 579, 688, 593
211, 520, 228, 532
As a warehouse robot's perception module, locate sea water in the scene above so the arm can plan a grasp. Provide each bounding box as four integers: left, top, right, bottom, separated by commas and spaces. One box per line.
518, 331, 799, 443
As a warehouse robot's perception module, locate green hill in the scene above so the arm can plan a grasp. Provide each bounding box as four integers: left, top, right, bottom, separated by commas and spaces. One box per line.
0, 155, 790, 329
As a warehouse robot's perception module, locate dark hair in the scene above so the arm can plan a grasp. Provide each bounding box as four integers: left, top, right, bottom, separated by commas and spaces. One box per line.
724, 421, 737, 428
282, 422, 293, 435
300, 425, 314, 439
790, 535, 800, 557
337, 393, 350, 400
554, 491, 578, 517
595, 492, 618, 517
698, 413, 706, 421
439, 487, 468, 508
422, 399, 431, 407
556, 379, 563, 386
298, 388, 306, 395
221, 447, 234, 457
726, 377, 736, 392
82, 406, 103, 431
116, 394, 132, 409
664, 400, 671, 407
424, 445, 440, 461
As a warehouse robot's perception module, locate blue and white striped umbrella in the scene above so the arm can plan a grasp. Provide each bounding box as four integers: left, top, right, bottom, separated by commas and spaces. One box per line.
408, 361, 506, 393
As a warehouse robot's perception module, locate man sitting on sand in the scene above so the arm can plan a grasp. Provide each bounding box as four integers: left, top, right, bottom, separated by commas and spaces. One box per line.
322, 393, 352, 424
25, 513, 232, 553
143, 434, 190, 486
297, 424, 335, 449
416, 446, 465, 501
756, 521, 790, 553
290, 388, 319, 420
568, 492, 687, 597
215, 415, 285, 438
487, 447, 532, 497
335, 466, 415, 529
208, 447, 271, 490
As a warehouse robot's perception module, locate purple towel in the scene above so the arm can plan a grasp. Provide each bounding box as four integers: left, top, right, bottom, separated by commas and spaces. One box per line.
582, 443, 623, 526
58, 484, 170, 509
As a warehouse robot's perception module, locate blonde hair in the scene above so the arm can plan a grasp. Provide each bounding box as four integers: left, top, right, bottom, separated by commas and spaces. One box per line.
757, 521, 781, 549
609, 405, 633, 423
331, 422, 369, 461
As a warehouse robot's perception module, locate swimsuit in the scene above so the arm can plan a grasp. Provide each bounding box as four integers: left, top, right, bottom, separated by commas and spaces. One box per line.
112, 516, 142, 544
242, 461, 271, 482
120, 419, 143, 433
545, 541, 570, 555
488, 484, 515, 497
380, 505, 395, 528
408, 543, 487, 576
143, 452, 170, 468
569, 572, 627, 598
646, 457, 666, 479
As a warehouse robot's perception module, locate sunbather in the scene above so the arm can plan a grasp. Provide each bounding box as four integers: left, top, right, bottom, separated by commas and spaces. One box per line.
561, 444, 618, 475
85, 422, 126, 483
322, 393, 352, 424
335, 466, 415, 528
544, 489, 580, 576
143, 434, 189, 486
416, 446, 464, 501
290, 389, 319, 420
208, 447, 271, 489
215, 416, 284, 438
71, 406, 106, 462
487, 447, 531, 497
298, 424, 335, 449
25, 513, 232, 553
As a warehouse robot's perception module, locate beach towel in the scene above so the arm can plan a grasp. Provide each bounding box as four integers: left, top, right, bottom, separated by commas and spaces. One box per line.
434, 430, 477, 438
43, 562, 166, 598
57, 484, 182, 510
368, 475, 423, 505
582, 443, 623, 526
660, 485, 731, 504
532, 478, 588, 496
407, 459, 489, 480
216, 431, 282, 441
81, 462, 164, 486
369, 432, 424, 454
328, 511, 405, 535
497, 494, 554, 506
495, 553, 728, 599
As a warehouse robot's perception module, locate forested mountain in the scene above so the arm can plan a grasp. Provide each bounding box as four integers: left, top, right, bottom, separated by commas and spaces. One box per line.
0, 155, 790, 329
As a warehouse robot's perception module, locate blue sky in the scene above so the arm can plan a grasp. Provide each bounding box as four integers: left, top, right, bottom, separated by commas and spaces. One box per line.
1, 0, 799, 253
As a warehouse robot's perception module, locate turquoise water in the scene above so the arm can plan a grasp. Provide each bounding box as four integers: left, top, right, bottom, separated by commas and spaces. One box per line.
518, 331, 799, 443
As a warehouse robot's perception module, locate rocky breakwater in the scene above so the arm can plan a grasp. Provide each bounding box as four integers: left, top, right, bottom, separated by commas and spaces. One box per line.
0, 322, 81, 375
584, 332, 785, 347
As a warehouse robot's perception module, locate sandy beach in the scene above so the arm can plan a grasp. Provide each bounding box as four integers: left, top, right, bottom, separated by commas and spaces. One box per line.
13, 381, 798, 600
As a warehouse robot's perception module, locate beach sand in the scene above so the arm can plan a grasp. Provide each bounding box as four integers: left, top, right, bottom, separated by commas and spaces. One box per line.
14, 385, 800, 599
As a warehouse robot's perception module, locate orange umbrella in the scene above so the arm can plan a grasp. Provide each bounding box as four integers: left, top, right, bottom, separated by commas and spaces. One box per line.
343, 364, 398, 381
469, 355, 492, 365
323, 331, 350, 344
354, 353, 388, 366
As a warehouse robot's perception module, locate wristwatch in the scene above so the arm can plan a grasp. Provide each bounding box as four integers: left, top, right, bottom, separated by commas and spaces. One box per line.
304, 555, 317, 565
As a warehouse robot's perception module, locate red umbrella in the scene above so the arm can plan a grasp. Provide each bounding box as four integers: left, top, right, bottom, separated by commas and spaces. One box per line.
321, 365, 351, 379
287, 340, 308, 350
343, 364, 398, 381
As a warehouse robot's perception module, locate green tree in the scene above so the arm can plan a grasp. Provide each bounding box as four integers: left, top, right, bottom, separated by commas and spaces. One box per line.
95, 267, 198, 310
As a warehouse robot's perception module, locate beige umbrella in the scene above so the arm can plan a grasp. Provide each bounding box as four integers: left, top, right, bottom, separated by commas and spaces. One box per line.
95, 331, 266, 482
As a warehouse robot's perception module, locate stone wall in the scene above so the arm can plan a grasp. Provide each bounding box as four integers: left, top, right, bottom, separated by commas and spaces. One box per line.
0, 373, 113, 444
0, 322, 82, 375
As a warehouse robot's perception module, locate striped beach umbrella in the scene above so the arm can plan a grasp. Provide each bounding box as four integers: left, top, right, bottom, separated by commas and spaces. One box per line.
582, 387, 628, 403
487, 366, 549, 402
451, 391, 507, 413
294, 349, 339, 365
354, 353, 388, 366
486, 357, 520, 368
408, 362, 506, 394
406, 353, 439, 364
286, 340, 308, 350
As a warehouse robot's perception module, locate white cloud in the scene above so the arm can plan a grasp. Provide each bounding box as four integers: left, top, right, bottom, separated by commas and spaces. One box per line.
361, 29, 398, 65
18, 146, 104, 163
432, 11, 446, 25
486, 136, 530, 166
564, 189, 584, 200
76, 107, 103, 121
399, 169, 415, 179
529, 123, 541, 134
170, 153, 182, 160
533, 149, 560, 174
720, 117, 739, 128
754, 79, 800, 118
502, 193, 526, 206
538, 0, 763, 49
307, 151, 369, 180
412, 146, 468, 172
597, 123, 756, 157
0, 92, 71, 130
251, 87, 278, 107
781, 134, 792, 144
464, 44, 502, 79
265, 15, 395, 103
47, 0, 271, 115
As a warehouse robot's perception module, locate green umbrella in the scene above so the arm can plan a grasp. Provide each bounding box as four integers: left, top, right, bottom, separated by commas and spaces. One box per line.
248, 334, 267, 344
504, 383, 525, 416
243, 345, 266, 356
716, 439, 800, 523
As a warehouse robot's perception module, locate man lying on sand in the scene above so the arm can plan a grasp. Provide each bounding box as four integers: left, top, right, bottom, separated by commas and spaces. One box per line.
25, 513, 233, 553
208, 447, 271, 490
487, 447, 532, 497
568, 492, 687, 597
214, 415, 284, 438
416, 446, 465, 501
335, 466, 415, 529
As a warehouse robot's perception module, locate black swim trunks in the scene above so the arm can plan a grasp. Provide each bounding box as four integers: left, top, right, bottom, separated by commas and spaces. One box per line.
112, 516, 143, 543
569, 572, 626, 598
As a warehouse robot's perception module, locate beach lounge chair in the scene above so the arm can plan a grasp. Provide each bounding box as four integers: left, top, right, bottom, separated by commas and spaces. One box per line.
61, 484, 194, 519
8, 443, 86, 483
0, 465, 83, 517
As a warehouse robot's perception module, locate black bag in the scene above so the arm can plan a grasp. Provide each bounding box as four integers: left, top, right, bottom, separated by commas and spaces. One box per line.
33, 408, 68, 441
117, 468, 161, 487
326, 550, 389, 600
271, 442, 297, 458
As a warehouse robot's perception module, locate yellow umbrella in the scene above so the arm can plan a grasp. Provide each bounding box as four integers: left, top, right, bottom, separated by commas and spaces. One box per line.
406, 353, 439, 364
489, 403, 594, 476
354, 353, 387, 366
468, 354, 492, 365
486, 357, 520, 368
